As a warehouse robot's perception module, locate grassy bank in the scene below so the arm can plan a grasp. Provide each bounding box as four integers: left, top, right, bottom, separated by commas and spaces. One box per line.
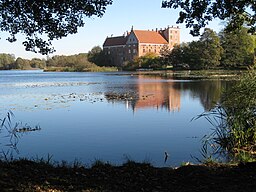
118, 69, 247, 80
0, 159, 255, 192
43, 66, 118, 72
157, 69, 246, 80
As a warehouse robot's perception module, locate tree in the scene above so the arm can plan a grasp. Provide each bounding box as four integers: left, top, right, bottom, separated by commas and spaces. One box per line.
168, 29, 222, 69
162, 0, 256, 36
123, 52, 160, 70
198, 28, 222, 69
13, 57, 31, 69
159, 45, 172, 67
87, 46, 107, 66
220, 27, 255, 68
0, 0, 112, 54
30, 58, 46, 69
45, 53, 97, 71
185, 40, 202, 69
168, 43, 190, 68
0, 53, 15, 69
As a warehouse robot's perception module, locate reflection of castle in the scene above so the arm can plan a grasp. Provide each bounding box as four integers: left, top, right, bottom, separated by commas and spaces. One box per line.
131, 75, 181, 112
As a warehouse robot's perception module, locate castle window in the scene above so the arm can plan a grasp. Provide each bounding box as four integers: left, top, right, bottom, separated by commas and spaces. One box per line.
143, 49, 145, 53
133, 49, 136, 54
128, 49, 131, 54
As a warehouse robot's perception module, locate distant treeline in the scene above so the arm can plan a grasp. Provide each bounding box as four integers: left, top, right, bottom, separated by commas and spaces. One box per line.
0, 52, 116, 72
0, 54, 46, 70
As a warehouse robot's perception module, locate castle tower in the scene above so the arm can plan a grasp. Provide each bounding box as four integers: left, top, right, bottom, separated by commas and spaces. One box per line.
159, 26, 180, 49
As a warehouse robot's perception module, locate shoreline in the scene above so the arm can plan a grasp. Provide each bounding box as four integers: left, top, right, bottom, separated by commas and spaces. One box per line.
0, 159, 255, 191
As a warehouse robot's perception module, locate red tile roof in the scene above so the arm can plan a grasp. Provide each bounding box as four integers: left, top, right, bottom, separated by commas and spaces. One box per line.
103, 36, 127, 47
133, 30, 168, 44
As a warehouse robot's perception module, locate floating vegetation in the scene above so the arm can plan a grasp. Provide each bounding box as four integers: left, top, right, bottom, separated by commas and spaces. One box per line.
105, 92, 138, 102
15, 125, 41, 133
12, 82, 100, 88
0, 111, 42, 158
0, 91, 107, 113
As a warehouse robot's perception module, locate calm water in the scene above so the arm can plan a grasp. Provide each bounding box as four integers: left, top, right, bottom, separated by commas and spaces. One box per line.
0, 70, 232, 167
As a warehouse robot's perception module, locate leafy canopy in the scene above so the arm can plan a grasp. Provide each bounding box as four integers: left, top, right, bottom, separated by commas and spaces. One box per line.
162, 0, 256, 36
220, 27, 255, 68
0, 0, 112, 54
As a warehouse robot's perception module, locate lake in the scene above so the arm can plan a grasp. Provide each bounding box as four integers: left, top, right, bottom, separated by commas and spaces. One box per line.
0, 70, 232, 167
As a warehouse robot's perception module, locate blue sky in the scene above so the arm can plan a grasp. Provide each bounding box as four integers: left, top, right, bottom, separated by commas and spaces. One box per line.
0, 0, 223, 59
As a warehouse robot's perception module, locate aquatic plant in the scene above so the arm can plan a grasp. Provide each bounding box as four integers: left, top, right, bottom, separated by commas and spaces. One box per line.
0, 111, 41, 160
196, 71, 256, 162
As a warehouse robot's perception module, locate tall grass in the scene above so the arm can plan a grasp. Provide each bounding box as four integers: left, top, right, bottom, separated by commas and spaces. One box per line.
196, 71, 256, 162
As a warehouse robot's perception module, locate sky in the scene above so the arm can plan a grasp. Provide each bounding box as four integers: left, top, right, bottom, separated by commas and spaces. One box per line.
0, 0, 223, 60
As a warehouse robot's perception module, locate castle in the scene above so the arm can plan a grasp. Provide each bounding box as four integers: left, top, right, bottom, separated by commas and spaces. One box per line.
103, 25, 180, 66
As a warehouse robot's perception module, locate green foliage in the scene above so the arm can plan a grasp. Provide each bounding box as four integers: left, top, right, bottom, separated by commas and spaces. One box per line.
221, 72, 256, 150
30, 58, 46, 69
87, 46, 112, 66
168, 43, 189, 68
0, 54, 48, 70
168, 29, 222, 70
168, 26, 255, 70
13, 57, 31, 70
159, 45, 172, 66
123, 52, 162, 70
197, 71, 256, 160
162, 0, 255, 36
198, 28, 223, 69
185, 28, 222, 69
0, 0, 112, 54
185, 41, 203, 69
0, 53, 15, 70
46, 53, 94, 71
0, 52, 117, 72
220, 27, 255, 68
45, 53, 117, 72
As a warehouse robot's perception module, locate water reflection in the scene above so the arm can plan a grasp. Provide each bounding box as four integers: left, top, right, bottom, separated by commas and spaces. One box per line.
131, 75, 181, 112
105, 74, 233, 112
181, 80, 233, 111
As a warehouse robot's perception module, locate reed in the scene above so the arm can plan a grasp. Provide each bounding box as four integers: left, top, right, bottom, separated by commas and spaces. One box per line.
195, 70, 256, 162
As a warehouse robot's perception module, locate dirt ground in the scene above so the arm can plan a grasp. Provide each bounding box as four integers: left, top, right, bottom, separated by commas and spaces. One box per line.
0, 160, 255, 192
